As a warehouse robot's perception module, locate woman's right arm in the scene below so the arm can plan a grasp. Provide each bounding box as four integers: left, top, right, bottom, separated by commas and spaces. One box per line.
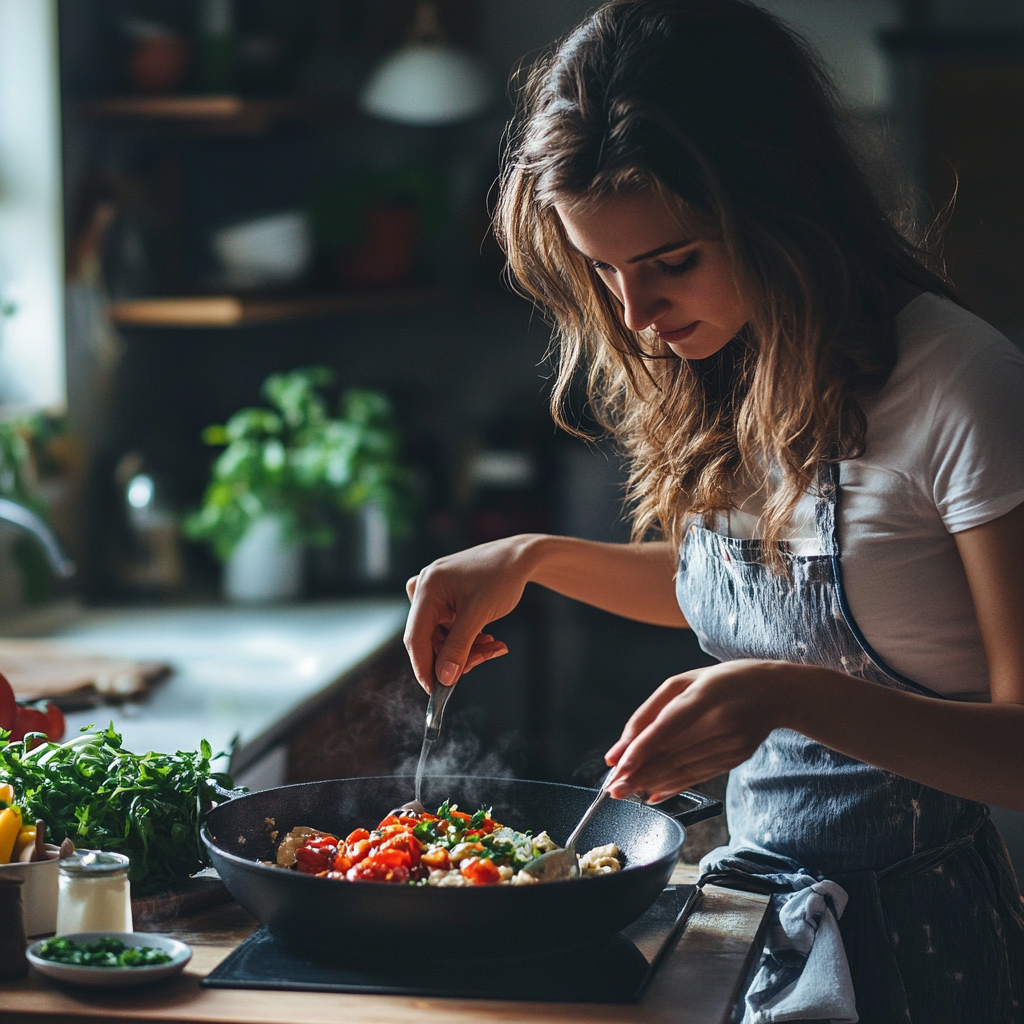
404, 534, 686, 691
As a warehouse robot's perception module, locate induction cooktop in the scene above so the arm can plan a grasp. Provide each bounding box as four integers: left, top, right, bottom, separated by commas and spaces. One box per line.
202, 883, 698, 1003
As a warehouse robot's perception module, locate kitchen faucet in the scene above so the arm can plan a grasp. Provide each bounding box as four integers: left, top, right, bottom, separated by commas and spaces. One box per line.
0, 498, 75, 578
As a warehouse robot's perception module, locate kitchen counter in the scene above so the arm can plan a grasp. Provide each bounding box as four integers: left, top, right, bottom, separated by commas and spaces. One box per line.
8, 599, 409, 782
0, 865, 769, 1024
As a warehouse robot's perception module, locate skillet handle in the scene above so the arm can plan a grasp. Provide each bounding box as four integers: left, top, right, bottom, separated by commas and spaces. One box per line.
658, 790, 723, 826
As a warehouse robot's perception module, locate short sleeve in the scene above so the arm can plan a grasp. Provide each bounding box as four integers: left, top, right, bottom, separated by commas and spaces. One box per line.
928, 334, 1024, 533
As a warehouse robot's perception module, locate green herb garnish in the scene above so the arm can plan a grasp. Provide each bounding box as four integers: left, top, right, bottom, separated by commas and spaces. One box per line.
37, 936, 173, 968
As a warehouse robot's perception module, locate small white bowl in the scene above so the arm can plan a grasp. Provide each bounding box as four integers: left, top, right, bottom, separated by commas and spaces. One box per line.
26, 931, 192, 988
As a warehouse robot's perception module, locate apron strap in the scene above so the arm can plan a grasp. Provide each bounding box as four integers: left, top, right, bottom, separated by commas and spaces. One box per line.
814, 462, 841, 558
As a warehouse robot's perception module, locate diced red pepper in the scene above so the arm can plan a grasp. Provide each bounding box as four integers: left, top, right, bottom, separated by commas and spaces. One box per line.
345, 828, 371, 845
460, 857, 501, 885
332, 853, 352, 873
449, 810, 472, 822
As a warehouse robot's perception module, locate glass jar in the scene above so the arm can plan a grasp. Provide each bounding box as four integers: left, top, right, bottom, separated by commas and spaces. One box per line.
56, 851, 132, 934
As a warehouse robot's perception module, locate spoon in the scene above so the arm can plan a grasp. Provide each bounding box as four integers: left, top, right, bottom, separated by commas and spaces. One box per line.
392, 681, 458, 818
520, 771, 615, 883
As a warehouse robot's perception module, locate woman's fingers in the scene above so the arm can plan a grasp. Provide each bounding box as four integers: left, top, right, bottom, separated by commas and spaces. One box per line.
604, 673, 696, 764
433, 616, 505, 687
463, 639, 509, 673
607, 661, 782, 799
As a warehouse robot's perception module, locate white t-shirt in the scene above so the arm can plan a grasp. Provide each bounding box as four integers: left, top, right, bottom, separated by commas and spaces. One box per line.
719, 293, 1024, 699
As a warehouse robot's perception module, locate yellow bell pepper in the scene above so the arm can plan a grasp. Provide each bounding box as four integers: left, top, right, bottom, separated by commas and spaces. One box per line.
13, 825, 36, 860
0, 805, 22, 863
0, 782, 13, 806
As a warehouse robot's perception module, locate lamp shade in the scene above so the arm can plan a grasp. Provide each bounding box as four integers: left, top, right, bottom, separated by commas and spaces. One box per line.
360, 42, 492, 126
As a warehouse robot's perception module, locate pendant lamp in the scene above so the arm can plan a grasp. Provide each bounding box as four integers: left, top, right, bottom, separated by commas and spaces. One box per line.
359, 2, 492, 126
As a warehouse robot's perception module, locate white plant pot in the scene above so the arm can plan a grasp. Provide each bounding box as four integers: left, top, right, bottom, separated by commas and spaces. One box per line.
223, 516, 303, 604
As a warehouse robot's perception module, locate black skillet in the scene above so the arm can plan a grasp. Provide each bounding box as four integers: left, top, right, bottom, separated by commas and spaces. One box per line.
202, 774, 721, 953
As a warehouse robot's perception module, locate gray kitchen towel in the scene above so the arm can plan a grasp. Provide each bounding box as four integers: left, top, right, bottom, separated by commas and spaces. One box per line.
699, 846, 857, 1023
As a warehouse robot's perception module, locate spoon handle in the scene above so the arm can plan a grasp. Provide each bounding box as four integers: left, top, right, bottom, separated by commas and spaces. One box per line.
564, 779, 613, 850
424, 681, 456, 744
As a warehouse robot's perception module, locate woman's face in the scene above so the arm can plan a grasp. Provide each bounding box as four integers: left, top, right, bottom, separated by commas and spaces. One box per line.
554, 191, 751, 360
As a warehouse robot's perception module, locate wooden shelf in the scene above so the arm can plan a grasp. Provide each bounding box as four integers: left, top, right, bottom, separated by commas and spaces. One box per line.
109, 289, 438, 328
76, 95, 300, 134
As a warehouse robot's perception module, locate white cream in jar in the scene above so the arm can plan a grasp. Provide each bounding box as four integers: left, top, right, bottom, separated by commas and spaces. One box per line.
56, 851, 133, 934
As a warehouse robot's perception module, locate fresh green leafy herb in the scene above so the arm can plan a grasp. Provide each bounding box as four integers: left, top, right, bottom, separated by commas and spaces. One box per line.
0, 725, 241, 895
37, 936, 172, 968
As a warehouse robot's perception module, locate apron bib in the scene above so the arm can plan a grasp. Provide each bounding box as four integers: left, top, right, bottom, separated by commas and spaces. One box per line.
677, 463, 1024, 1023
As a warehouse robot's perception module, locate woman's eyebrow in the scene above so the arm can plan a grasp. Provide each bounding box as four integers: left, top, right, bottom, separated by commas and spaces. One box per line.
627, 238, 698, 263
569, 237, 698, 263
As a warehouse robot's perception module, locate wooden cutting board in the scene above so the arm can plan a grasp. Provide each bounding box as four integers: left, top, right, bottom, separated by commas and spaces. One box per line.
0, 640, 170, 708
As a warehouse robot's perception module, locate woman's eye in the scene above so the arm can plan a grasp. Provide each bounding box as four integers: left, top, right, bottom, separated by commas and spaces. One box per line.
659, 252, 698, 276
589, 259, 615, 273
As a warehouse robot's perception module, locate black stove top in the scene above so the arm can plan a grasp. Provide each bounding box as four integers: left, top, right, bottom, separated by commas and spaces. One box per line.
203, 884, 697, 1004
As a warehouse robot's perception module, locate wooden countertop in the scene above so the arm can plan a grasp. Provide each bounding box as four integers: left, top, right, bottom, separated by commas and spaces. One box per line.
0, 866, 768, 1024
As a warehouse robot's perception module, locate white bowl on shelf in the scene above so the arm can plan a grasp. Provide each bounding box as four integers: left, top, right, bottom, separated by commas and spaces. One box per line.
26, 931, 192, 987
211, 211, 313, 289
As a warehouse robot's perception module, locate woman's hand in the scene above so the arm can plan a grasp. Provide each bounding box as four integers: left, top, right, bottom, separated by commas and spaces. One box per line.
404, 535, 543, 692
604, 659, 795, 802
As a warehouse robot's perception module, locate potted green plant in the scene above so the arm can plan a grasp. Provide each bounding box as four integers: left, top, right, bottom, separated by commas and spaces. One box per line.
184, 367, 415, 603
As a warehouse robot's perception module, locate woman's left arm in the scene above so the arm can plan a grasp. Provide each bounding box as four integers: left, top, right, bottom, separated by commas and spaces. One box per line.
606, 502, 1024, 810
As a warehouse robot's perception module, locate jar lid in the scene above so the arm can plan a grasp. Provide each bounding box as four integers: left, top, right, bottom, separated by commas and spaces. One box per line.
58, 850, 130, 876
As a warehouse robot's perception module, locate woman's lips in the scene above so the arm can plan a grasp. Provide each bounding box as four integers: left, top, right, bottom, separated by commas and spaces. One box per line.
656, 321, 699, 342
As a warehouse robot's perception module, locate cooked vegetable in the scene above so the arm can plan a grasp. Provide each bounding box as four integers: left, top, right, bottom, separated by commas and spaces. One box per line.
36, 936, 172, 968
276, 800, 623, 886
0, 725, 239, 894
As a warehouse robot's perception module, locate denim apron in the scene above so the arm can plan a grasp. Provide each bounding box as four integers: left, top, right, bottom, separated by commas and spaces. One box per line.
677, 464, 1024, 1023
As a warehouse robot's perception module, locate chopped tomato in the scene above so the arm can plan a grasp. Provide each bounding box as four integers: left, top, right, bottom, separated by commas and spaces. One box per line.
449, 810, 472, 823
460, 857, 501, 885
332, 853, 352, 873
479, 818, 497, 834
295, 844, 335, 874
376, 831, 421, 867
346, 857, 410, 883
372, 848, 411, 869
377, 824, 412, 840
421, 847, 450, 871
304, 834, 338, 850
376, 814, 401, 829
345, 828, 371, 845
347, 839, 371, 863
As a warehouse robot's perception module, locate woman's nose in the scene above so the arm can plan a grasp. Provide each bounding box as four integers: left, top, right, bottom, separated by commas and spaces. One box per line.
619, 277, 670, 332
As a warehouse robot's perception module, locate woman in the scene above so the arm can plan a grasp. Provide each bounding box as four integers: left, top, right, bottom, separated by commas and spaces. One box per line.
403, 1, 1024, 1019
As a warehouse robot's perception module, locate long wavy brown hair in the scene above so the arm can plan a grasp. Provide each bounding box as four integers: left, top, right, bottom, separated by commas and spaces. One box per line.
494, 0, 960, 560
